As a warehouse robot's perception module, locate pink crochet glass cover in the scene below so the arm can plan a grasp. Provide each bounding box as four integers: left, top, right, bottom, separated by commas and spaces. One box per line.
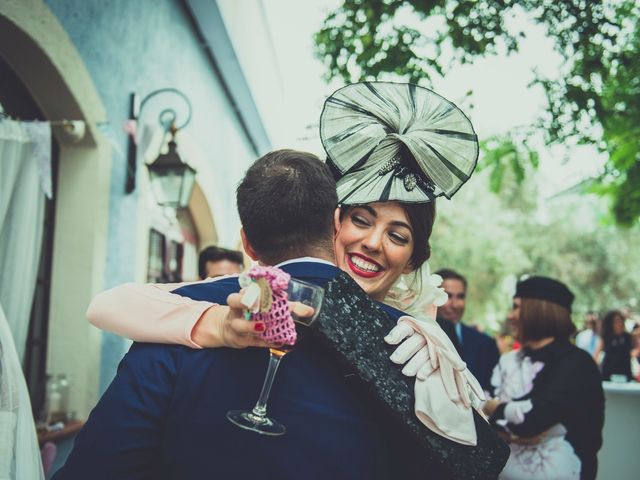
248, 266, 297, 346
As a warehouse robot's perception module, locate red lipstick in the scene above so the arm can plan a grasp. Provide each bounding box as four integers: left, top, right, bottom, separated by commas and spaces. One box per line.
346, 253, 383, 279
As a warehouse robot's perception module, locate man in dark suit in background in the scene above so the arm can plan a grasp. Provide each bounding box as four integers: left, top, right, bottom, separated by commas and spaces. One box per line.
197, 245, 244, 279
435, 269, 500, 392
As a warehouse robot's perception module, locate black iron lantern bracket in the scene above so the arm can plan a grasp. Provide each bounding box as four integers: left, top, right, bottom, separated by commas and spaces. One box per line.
125, 88, 193, 193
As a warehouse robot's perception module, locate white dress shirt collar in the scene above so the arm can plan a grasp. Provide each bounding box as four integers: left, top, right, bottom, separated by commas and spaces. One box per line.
275, 256, 336, 268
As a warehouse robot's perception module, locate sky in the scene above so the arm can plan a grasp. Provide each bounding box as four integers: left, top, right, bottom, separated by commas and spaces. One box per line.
259, 0, 606, 200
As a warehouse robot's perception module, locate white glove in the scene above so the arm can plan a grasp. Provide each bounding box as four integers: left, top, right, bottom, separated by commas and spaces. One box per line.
385, 317, 485, 406
384, 315, 487, 445
503, 399, 533, 425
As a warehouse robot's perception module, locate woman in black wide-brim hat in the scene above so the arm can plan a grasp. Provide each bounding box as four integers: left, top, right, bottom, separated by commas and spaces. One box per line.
485, 276, 605, 480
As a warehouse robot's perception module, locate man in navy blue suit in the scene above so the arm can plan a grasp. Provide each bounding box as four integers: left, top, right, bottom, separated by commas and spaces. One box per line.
436, 269, 500, 392
54, 150, 416, 480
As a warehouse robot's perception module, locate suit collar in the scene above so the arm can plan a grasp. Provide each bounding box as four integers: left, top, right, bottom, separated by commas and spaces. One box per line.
277, 256, 335, 268
279, 261, 341, 284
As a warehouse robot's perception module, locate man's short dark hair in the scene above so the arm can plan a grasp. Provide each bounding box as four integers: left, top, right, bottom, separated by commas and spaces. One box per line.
198, 246, 244, 279
237, 149, 338, 265
435, 268, 468, 289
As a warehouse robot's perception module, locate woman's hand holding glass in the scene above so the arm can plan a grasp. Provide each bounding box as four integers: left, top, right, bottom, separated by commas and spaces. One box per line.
227, 279, 324, 436
191, 291, 315, 349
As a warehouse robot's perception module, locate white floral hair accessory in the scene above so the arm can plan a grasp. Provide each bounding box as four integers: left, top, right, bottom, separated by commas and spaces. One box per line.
385, 262, 448, 318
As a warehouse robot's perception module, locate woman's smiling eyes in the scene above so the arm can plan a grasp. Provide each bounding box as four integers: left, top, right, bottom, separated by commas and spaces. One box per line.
350, 213, 370, 227
350, 212, 411, 245
389, 231, 410, 245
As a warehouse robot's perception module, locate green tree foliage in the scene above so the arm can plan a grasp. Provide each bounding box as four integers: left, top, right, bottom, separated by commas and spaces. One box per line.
314, 0, 640, 225
478, 134, 539, 193
430, 166, 640, 331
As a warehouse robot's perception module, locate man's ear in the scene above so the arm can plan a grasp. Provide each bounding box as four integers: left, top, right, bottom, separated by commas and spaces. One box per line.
333, 207, 342, 237
240, 228, 259, 261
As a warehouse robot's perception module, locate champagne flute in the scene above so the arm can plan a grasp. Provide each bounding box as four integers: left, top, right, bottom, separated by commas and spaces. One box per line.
226, 278, 324, 435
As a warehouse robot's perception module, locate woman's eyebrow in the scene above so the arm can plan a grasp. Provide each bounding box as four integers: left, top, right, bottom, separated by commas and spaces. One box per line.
390, 220, 412, 232
359, 205, 378, 217
358, 205, 412, 232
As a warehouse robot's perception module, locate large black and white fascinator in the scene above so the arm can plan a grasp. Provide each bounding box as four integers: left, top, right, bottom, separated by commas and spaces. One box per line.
320, 82, 479, 205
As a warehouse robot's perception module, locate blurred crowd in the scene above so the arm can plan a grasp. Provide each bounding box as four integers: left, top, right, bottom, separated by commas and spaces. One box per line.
575, 309, 639, 382
434, 270, 639, 385
433, 269, 633, 479
494, 306, 639, 383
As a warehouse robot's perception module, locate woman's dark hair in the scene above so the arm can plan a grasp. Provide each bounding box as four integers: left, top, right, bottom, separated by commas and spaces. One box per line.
517, 298, 575, 343
601, 310, 625, 346
339, 200, 436, 271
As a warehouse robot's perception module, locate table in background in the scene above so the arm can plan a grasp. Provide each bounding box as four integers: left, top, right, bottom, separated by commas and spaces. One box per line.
598, 381, 640, 479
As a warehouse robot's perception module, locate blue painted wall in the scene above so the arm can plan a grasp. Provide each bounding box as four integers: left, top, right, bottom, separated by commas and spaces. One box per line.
44, 0, 264, 392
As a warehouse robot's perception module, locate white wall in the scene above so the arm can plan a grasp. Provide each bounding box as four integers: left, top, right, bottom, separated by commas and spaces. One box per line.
216, 0, 287, 146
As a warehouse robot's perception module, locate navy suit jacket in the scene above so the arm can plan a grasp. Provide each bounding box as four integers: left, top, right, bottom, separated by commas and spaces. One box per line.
54, 261, 408, 480
459, 323, 500, 392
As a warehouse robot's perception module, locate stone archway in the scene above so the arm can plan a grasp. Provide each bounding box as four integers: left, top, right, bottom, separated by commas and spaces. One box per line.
0, 0, 111, 417
189, 182, 219, 249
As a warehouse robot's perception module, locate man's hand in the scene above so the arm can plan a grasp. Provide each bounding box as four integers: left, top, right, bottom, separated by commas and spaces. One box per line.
191, 291, 314, 348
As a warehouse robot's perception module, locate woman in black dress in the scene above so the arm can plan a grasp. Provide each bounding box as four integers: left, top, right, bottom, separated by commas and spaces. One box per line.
596, 309, 633, 381
484, 276, 605, 480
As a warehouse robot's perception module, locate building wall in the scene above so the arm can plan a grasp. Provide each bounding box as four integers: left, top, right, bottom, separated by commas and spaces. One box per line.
1, 0, 112, 421
216, 0, 287, 145
43, 0, 268, 393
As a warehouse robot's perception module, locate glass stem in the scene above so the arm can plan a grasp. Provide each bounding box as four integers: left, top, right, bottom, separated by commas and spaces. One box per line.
251, 352, 282, 418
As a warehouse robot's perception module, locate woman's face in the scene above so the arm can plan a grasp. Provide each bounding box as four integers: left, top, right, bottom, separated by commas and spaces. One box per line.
507, 297, 522, 339
334, 202, 415, 301
613, 315, 625, 335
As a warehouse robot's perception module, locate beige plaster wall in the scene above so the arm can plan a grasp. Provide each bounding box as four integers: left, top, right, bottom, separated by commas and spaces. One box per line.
0, 0, 111, 418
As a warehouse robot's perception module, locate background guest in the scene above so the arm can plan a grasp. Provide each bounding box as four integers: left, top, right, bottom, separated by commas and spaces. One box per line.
436, 268, 499, 391
485, 276, 604, 480
595, 309, 633, 381
197, 246, 244, 279
575, 311, 600, 356
631, 324, 640, 381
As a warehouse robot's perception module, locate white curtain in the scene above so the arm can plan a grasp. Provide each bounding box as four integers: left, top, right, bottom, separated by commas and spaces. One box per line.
0, 119, 51, 363
0, 303, 45, 479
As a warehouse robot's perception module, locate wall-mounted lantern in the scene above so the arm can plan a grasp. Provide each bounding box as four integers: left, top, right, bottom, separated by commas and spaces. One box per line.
147, 125, 197, 209
126, 88, 196, 209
